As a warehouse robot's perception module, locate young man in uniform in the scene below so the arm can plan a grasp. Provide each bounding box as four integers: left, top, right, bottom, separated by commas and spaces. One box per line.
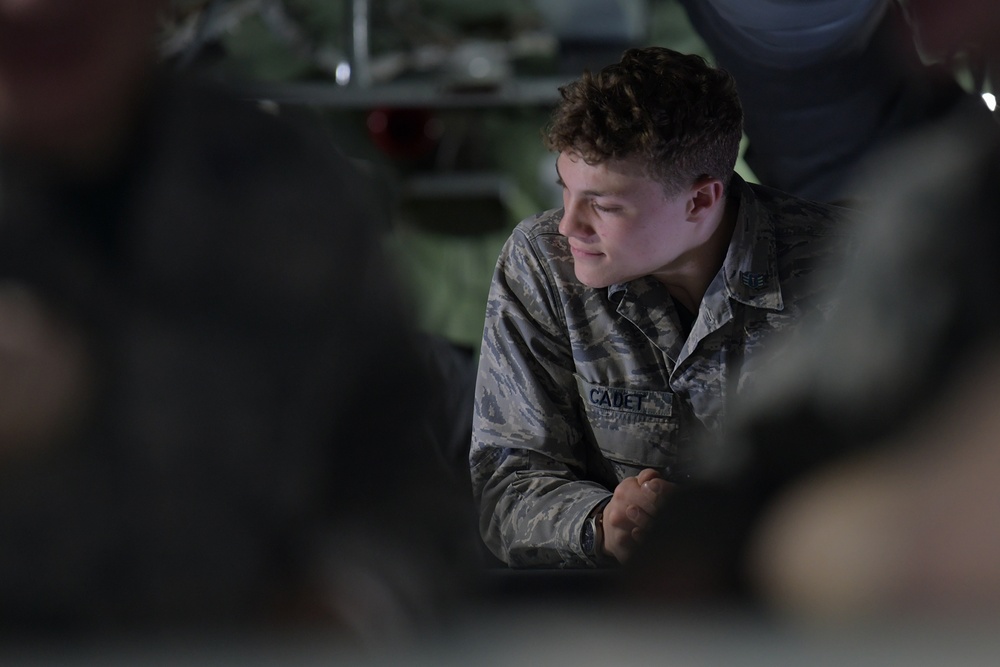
470, 46, 856, 568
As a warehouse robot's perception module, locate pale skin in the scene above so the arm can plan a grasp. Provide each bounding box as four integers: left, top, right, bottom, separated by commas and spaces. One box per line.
555, 150, 737, 562
599, 468, 671, 563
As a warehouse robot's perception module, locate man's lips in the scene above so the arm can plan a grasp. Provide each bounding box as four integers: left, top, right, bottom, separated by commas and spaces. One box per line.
569, 244, 603, 258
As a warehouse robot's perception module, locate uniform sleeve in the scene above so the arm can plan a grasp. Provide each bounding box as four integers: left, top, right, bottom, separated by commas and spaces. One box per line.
470, 226, 612, 568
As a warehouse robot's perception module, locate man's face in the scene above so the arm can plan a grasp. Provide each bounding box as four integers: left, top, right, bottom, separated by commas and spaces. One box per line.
556, 151, 695, 289
0, 0, 164, 162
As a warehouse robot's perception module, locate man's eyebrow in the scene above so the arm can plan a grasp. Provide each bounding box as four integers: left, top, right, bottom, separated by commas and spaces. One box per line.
554, 159, 622, 197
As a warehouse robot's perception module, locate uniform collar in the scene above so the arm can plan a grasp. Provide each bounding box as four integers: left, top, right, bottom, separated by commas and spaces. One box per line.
719, 173, 783, 311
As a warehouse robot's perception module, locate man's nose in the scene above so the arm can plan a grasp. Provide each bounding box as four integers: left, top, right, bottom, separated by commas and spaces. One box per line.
558, 198, 588, 238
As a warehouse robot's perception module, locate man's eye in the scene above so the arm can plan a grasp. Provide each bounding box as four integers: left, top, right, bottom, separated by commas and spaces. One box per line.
593, 202, 617, 213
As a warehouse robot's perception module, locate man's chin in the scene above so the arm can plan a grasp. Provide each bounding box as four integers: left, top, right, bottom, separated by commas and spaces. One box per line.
573, 269, 612, 290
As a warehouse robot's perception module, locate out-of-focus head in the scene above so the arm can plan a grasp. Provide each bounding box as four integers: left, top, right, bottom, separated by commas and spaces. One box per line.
544, 46, 744, 197
907, 0, 1000, 60
0, 0, 165, 169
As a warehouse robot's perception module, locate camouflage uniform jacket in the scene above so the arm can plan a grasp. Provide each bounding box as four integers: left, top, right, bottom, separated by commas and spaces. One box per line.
470, 174, 855, 567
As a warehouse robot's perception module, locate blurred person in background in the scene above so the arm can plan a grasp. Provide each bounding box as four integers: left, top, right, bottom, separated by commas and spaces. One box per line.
675, 0, 976, 206
0, 0, 472, 640
630, 0, 1000, 617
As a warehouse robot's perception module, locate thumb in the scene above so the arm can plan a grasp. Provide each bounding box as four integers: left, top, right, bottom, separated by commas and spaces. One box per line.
636, 467, 662, 485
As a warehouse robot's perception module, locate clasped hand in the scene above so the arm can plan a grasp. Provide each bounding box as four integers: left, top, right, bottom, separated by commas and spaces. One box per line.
600, 468, 673, 563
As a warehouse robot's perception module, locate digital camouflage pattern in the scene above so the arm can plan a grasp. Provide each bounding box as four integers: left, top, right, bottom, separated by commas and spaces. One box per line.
470, 174, 857, 567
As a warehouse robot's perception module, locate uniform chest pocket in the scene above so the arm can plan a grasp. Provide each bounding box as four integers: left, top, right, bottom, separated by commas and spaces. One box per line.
574, 375, 680, 470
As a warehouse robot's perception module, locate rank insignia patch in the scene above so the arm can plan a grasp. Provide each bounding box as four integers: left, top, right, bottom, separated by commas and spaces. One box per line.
740, 271, 768, 290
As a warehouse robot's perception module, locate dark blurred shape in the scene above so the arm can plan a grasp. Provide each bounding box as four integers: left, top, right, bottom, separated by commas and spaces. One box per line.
0, 0, 472, 642
678, 0, 975, 204
366, 107, 441, 161
630, 0, 1000, 617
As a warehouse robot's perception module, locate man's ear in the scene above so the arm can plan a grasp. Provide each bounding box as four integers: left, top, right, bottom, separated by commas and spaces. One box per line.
686, 179, 725, 221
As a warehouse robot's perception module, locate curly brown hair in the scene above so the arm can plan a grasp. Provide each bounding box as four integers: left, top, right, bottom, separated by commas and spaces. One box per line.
543, 46, 744, 196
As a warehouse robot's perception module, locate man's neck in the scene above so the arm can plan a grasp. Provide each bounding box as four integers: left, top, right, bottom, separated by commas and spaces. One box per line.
662, 196, 738, 314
